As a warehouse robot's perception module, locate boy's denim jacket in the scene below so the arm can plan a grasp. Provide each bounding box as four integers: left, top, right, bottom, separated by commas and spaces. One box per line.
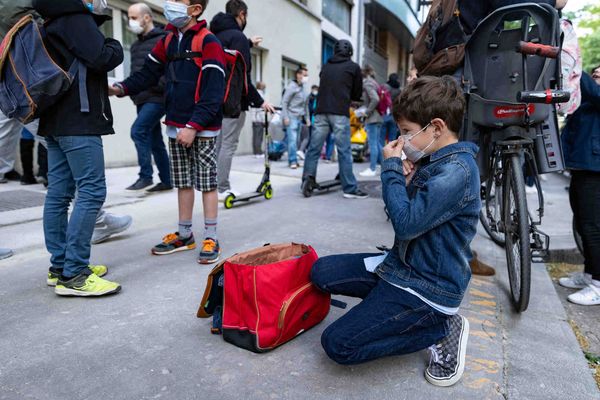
376, 142, 481, 308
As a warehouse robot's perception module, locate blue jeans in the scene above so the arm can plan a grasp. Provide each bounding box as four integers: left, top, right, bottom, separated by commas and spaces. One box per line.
284, 116, 301, 165
44, 136, 107, 278
380, 114, 399, 146
131, 102, 171, 184
303, 114, 357, 193
311, 253, 449, 365
325, 133, 335, 160
365, 122, 383, 171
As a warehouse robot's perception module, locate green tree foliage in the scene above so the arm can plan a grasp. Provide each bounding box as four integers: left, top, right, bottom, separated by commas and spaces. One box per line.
570, 4, 600, 73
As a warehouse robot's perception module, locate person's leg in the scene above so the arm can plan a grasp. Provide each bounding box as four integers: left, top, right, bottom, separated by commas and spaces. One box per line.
147, 103, 171, 186
286, 117, 300, 166
130, 104, 156, 184
20, 136, 36, 184
0, 111, 22, 181
311, 253, 381, 298
196, 137, 220, 264
302, 114, 329, 181
365, 123, 380, 172
320, 279, 448, 365
217, 112, 247, 193
61, 136, 107, 278
43, 136, 76, 272
332, 115, 358, 193
325, 132, 335, 160
571, 171, 600, 280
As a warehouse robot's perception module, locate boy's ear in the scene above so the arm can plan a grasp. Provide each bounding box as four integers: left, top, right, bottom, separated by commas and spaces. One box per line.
431, 118, 447, 138
189, 4, 204, 18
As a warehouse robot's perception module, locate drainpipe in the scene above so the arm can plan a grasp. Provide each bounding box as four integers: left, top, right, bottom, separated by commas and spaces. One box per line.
357, 0, 369, 65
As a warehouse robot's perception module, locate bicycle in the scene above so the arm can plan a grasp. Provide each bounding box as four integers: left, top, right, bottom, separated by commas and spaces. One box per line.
463, 4, 568, 312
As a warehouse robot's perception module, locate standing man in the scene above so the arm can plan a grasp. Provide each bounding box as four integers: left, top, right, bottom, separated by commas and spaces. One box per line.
210, 0, 274, 200
125, 3, 172, 193
302, 39, 368, 199
281, 67, 309, 169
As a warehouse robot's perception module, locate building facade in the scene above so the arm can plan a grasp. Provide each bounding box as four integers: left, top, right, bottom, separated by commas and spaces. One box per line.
102, 0, 424, 167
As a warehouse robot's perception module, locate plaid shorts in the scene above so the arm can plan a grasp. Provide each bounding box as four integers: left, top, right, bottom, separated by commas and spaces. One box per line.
168, 137, 217, 192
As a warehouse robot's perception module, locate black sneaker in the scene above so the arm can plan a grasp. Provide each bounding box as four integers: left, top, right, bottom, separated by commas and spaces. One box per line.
20, 174, 37, 185
126, 178, 153, 192
5, 169, 21, 181
151, 232, 196, 255
146, 182, 173, 193
425, 315, 470, 387
198, 239, 221, 265
343, 189, 369, 199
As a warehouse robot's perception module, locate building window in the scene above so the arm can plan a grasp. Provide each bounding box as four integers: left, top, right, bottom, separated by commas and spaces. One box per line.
365, 20, 386, 57
251, 48, 263, 84
120, 11, 139, 78
281, 58, 302, 93
322, 0, 351, 34
322, 35, 336, 65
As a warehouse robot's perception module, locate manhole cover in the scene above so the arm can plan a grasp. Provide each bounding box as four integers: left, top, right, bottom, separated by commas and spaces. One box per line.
360, 180, 382, 198
0, 190, 46, 212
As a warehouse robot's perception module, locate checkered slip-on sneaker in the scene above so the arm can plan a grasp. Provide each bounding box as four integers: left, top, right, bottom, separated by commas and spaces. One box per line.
425, 314, 470, 387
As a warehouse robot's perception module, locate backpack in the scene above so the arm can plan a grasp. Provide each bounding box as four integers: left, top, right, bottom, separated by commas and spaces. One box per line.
376, 84, 392, 116
164, 28, 248, 119
0, 15, 89, 124
197, 243, 331, 353
412, 0, 467, 76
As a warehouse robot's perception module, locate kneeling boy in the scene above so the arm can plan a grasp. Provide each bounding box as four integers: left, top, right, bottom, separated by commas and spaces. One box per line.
311, 76, 481, 387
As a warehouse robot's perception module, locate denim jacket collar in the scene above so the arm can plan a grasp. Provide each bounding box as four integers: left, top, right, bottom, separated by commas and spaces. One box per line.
427, 142, 479, 163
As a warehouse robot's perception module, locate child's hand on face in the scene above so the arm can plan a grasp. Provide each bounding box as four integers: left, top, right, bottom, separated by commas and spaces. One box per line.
383, 138, 404, 160
177, 127, 197, 148
403, 159, 417, 184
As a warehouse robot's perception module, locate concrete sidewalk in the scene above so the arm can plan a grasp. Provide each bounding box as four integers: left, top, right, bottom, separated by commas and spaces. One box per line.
0, 156, 598, 400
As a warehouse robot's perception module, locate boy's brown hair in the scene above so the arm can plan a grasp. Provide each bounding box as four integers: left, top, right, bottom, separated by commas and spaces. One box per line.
190, 0, 209, 8
393, 75, 465, 134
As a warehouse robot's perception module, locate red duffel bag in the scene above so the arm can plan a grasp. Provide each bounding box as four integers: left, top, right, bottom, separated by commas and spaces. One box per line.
197, 243, 331, 353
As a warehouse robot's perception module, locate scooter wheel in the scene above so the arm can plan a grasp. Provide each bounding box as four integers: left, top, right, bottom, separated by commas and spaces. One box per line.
301, 180, 313, 198
265, 187, 274, 200
224, 194, 235, 209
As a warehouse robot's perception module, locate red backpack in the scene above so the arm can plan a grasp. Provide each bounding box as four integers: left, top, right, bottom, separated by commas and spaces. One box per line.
164, 28, 248, 118
197, 243, 331, 353
377, 84, 392, 116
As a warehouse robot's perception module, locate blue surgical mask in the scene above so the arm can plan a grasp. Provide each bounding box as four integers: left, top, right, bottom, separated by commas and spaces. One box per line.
401, 123, 436, 162
84, 0, 108, 14
164, 1, 193, 28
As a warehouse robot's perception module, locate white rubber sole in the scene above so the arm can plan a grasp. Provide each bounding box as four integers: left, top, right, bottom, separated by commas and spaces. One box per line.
343, 193, 369, 199
425, 316, 470, 387
92, 219, 133, 245
54, 285, 121, 297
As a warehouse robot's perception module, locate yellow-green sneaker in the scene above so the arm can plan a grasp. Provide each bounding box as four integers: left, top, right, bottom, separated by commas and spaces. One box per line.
47, 265, 108, 287
54, 273, 121, 297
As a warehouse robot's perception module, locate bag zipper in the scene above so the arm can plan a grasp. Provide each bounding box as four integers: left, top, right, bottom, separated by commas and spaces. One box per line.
277, 282, 313, 329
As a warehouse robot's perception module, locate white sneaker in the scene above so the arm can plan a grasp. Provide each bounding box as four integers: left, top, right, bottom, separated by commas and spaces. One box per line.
297, 150, 305, 160
218, 191, 236, 202
559, 272, 592, 289
525, 185, 537, 194
567, 283, 600, 306
91, 213, 133, 245
359, 168, 377, 177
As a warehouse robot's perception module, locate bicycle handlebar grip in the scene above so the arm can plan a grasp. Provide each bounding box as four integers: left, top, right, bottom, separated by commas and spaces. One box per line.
517, 41, 559, 59
517, 90, 571, 104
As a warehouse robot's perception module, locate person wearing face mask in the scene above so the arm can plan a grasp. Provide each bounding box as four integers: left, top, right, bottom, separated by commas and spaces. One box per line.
281, 67, 310, 169
311, 76, 480, 387
31, 0, 124, 297
210, 0, 275, 198
124, 3, 172, 194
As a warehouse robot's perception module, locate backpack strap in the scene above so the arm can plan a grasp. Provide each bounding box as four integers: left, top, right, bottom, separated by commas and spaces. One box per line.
191, 28, 211, 104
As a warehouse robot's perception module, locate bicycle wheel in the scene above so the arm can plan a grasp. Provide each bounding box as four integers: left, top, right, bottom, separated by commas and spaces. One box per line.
480, 177, 506, 247
503, 153, 531, 312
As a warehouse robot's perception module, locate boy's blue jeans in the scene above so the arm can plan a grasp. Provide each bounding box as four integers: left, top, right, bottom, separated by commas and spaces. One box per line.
131, 102, 171, 185
311, 253, 449, 365
44, 136, 106, 278
366, 122, 383, 171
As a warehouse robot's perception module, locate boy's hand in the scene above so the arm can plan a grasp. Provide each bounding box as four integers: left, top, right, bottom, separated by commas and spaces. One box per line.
177, 128, 197, 148
403, 160, 417, 184
383, 138, 404, 160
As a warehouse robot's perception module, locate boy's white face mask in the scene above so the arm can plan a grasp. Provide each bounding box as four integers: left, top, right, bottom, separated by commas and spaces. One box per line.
401, 123, 437, 163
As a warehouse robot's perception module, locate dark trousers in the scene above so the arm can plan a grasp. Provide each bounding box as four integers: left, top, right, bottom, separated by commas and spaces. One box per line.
310, 253, 449, 365
570, 170, 600, 280
252, 122, 264, 155
131, 102, 171, 185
